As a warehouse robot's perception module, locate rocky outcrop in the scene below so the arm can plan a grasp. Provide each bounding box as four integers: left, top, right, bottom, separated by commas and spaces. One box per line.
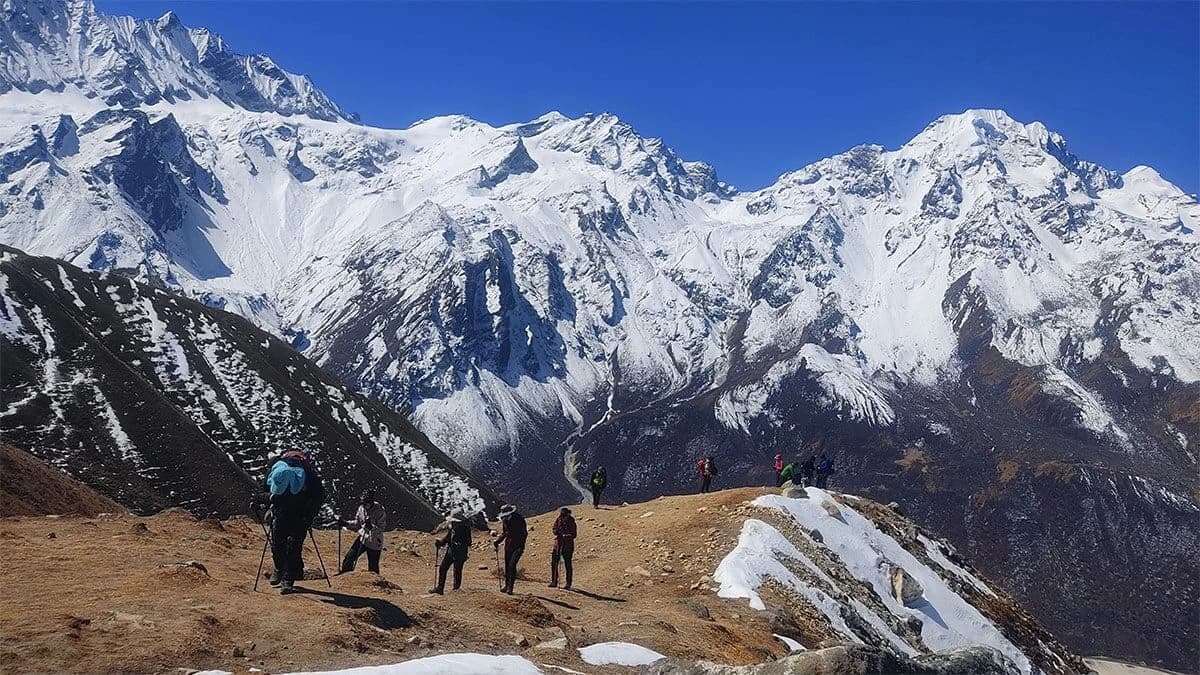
643, 644, 1021, 675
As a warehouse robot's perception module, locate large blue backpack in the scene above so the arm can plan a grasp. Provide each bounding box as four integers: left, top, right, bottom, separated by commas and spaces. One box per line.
267, 460, 306, 496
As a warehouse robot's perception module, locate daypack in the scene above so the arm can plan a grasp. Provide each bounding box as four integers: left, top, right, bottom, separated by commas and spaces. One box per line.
592, 471, 606, 488
267, 460, 306, 496
707, 459, 718, 477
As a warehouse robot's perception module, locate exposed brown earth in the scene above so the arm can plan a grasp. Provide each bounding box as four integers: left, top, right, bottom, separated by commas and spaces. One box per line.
0, 442, 124, 517
0, 488, 788, 674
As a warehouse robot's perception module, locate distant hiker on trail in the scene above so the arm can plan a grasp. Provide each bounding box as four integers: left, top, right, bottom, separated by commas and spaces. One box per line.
799, 455, 816, 488
338, 489, 386, 574
265, 450, 325, 594
815, 453, 834, 489
590, 467, 608, 508
773, 453, 785, 486
779, 460, 796, 487
550, 507, 576, 589
493, 504, 527, 595
430, 509, 472, 594
698, 456, 717, 493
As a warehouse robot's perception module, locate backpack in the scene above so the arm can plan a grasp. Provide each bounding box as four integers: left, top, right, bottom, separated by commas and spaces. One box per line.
267, 460, 306, 496
707, 459, 718, 477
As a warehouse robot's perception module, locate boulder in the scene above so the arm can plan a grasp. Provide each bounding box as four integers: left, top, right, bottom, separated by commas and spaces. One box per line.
679, 598, 712, 621
808, 528, 824, 544
781, 481, 808, 499
533, 637, 567, 651
821, 500, 846, 523
890, 567, 924, 607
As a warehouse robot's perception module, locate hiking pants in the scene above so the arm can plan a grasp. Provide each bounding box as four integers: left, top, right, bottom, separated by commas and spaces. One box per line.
436, 554, 465, 592
271, 520, 306, 582
341, 536, 381, 573
591, 485, 603, 508
775, 472, 784, 487
815, 473, 829, 489
504, 546, 524, 592
700, 475, 712, 493
551, 545, 573, 587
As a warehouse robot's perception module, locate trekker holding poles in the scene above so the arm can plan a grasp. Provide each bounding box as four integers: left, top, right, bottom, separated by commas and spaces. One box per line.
430, 509, 472, 594
493, 504, 527, 595
339, 489, 386, 574
590, 467, 607, 508
550, 507, 576, 589
265, 450, 325, 594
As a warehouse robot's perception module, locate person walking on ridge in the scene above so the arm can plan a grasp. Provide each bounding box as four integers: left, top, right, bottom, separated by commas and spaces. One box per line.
799, 455, 816, 488
430, 509, 471, 594
698, 456, 717, 493
590, 467, 607, 508
549, 507, 576, 589
339, 489, 386, 574
493, 504, 527, 594
264, 449, 324, 594
815, 453, 834, 489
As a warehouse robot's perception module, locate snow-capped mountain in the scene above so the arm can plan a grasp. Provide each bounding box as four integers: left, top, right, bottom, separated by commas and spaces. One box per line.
0, 245, 499, 527
0, 0, 1196, 668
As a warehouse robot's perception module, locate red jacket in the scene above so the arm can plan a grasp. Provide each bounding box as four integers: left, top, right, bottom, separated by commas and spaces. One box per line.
553, 514, 577, 550
773, 455, 784, 472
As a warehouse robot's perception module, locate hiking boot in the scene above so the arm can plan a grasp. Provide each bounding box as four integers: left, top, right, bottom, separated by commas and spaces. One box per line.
564, 584, 573, 590
279, 581, 296, 595
427, 588, 444, 595
548, 582, 557, 588
268, 571, 282, 587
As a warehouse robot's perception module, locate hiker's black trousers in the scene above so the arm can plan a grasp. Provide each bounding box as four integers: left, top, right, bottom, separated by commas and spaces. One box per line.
341, 537, 381, 573
503, 546, 524, 591
551, 545, 573, 587
591, 485, 603, 508
437, 554, 465, 591
700, 475, 712, 493
271, 519, 306, 582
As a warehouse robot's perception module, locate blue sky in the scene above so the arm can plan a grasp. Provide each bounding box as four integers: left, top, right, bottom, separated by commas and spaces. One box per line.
99, 1, 1199, 193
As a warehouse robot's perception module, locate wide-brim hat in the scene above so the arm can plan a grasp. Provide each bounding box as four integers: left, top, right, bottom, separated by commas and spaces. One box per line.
447, 509, 465, 523
498, 504, 517, 519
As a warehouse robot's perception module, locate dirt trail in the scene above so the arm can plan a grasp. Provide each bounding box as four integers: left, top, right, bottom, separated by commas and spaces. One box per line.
0, 487, 785, 673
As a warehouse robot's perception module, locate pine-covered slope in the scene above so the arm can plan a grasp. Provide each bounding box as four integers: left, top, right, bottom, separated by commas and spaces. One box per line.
0, 0, 1197, 667
0, 245, 499, 528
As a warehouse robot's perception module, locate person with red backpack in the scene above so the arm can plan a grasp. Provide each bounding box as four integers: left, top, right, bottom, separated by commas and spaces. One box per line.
264, 449, 325, 594
550, 507, 576, 589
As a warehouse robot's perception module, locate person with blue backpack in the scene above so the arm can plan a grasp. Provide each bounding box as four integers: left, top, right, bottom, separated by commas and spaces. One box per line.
265, 450, 325, 594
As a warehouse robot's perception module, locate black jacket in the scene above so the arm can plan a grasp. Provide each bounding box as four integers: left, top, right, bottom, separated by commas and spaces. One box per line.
266, 455, 325, 528
438, 520, 473, 561
496, 513, 528, 553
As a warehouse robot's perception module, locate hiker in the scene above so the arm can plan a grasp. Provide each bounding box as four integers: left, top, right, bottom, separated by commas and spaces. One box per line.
773, 453, 785, 486
698, 456, 717, 493
338, 489, 386, 574
799, 455, 816, 488
779, 460, 796, 486
430, 509, 472, 594
265, 450, 325, 594
590, 467, 608, 508
493, 504, 527, 594
815, 453, 834, 489
550, 507, 576, 589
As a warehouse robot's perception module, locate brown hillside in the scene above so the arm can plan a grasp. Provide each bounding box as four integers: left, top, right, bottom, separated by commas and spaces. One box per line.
0, 488, 785, 674
0, 443, 124, 517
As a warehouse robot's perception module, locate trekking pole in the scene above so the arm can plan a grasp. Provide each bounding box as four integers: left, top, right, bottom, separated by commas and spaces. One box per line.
432, 543, 440, 589
253, 522, 271, 592
494, 545, 503, 591
337, 524, 342, 570
308, 527, 332, 588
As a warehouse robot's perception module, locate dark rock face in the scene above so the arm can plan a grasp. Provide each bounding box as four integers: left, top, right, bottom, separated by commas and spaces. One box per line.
0, 246, 499, 528
644, 644, 1022, 675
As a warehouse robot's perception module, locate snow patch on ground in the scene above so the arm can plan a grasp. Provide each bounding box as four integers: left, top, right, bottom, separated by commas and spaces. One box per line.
577, 642, 667, 666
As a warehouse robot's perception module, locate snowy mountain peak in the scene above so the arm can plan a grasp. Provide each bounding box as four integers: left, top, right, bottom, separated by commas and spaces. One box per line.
0, 0, 356, 122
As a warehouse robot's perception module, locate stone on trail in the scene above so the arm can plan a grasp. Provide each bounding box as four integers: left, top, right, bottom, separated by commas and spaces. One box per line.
821, 500, 846, 523
890, 566, 924, 607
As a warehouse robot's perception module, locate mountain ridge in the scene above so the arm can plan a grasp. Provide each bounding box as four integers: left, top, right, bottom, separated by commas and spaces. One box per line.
0, 0, 1197, 669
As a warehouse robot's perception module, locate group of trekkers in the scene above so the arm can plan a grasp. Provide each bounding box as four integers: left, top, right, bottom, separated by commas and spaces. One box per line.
258, 449, 578, 596
258, 449, 831, 595
773, 451, 835, 488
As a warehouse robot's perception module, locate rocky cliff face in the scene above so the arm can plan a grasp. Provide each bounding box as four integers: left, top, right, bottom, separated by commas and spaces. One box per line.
0, 246, 498, 527
0, 0, 1197, 667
